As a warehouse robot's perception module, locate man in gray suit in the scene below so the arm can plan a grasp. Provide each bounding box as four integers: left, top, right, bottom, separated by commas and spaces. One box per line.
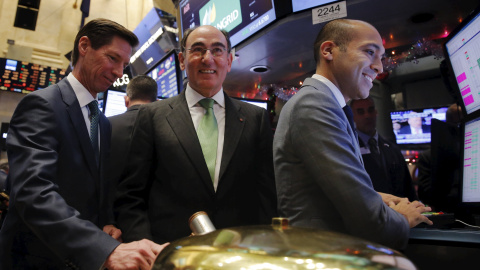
114, 25, 277, 244
274, 19, 432, 251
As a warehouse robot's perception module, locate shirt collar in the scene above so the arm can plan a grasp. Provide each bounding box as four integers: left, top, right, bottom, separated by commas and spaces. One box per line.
67, 73, 96, 108
185, 84, 225, 108
312, 74, 346, 108
357, 129, 379, 146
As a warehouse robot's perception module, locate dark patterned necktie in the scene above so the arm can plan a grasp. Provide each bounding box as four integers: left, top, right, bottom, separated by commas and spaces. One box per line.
87, 100, 99, 163
343, 105, 357, 139
368, 137, 381, 164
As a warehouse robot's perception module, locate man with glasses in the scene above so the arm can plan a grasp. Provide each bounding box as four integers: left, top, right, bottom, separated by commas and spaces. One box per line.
114, 25, 277, 244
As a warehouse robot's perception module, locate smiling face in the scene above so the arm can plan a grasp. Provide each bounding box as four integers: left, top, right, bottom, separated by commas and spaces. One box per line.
74, 35, 132, 97
178, 25, 233, 97
321, 21, 385, 102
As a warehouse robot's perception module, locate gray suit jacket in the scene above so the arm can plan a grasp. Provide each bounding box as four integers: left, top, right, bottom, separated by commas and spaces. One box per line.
0, 79, 119, 269
273, 77, 409, 250
114, 90, 277, 244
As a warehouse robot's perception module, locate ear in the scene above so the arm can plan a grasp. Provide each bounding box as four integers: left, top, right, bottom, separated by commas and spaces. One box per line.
78, 36, 91, 57
226, 52, 233, 72
320, 41, 335, 61
178, 52, 186, 71
124, 95, 130, 108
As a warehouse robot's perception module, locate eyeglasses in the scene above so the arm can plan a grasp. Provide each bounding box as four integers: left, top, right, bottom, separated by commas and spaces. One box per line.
185, 47, 227, 57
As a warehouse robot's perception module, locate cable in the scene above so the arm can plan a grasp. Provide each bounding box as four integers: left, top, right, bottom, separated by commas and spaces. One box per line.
455, 219, 480, 229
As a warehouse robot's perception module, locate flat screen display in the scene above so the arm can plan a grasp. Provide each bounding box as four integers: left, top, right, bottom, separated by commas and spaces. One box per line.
103, 90, 127, 117
292, 0, 338, 12
462, 117, 480, 203
444, 6, 480, 117
145, 50, 181, 99
390, 107, 448, 145
130, 8, 178, 76
179, 0, 277, 48
0, 57, 66, 94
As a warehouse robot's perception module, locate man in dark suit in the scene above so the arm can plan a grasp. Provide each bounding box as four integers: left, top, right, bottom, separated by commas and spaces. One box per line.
399, 115, 431, 135
351, 97, 417, 201
114, 25, 277, 244
0, 18, 165, 269
108, 75, 157, 197
273, 19, 432, 251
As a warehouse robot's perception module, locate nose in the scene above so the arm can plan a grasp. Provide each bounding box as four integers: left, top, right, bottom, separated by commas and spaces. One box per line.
113, 63, 124, 79
371, 56, 384, 74
201, 49, 214, 62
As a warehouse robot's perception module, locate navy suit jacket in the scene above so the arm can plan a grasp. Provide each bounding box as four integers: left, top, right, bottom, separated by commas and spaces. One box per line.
359, 135, 418, 201
274, 77, 410, 250
107, 105, 141, 192
0, 79, 120, 269
114, 90, 277, 243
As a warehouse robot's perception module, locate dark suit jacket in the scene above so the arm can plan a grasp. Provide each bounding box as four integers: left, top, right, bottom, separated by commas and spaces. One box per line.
399, 125, 430, 135
359, 135, 418, 201
0, 79, 120, 269
274, 77, 409, 250
107, 104, 142, 206
114, 90, 277, 243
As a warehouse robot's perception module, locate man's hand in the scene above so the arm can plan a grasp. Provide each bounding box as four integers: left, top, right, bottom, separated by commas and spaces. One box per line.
388, 200, 433, 228
378, 192, 407, 205
103, 225, 123, 242
104, 239, 169, 270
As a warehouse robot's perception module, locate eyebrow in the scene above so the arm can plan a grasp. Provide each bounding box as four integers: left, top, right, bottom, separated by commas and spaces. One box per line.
190, 41, 226, 49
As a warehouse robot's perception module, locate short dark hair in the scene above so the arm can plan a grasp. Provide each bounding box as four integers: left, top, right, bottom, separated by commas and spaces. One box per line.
180, 26, 231, 53
313, 19, 355, 63
126, 75, 158, 102
350, 96, 375, 110
71, 18, 139, 66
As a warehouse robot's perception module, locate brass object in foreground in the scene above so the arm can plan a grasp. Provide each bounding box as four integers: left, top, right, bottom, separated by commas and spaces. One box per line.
153, 218, 416, 270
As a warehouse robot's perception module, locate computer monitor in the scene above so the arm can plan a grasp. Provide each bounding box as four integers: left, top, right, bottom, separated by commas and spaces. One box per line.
238, 98, 268, 110
178, 0, 279, 48
130, 8, 178, 76
145, 50, 182, 99
0, 122, 9, 151
461, 117, 480, 206
291, 0, 338, 13
103, 90, 127, 117
444, 4, 480, 119
390, 106, 448, 146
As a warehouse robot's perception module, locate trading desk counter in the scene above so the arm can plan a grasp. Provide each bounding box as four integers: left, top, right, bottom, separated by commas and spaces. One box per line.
405, 228, 480, 269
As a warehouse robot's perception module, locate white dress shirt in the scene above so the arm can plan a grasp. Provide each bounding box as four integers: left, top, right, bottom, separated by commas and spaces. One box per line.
185, 85, 226, 191
66, 73, 100, 148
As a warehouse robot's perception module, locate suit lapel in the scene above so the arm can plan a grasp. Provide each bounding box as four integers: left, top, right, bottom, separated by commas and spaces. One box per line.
304, 78, 364, 165
219, 95, 244, 181
59, 79, 99, 181
166, 93, 215, 194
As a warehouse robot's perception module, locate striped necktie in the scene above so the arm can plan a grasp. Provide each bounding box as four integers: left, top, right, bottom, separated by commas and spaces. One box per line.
87, 100, 100, 163
197, 98, 218, 182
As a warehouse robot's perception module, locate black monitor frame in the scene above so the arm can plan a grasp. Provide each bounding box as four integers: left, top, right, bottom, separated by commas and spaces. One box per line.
443, 4, 480, 122
144, 49, 182, 99
459, 118, 480, 209
102, 89, 127, 118
389, 105, 449, 149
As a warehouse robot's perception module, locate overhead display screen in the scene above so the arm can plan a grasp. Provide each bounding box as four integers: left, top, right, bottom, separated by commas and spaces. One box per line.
444, 7, 480, 117
0, 58, 66, 94
145, 50, 181, 99
292, 0, 339, 12
179, 0, 277, 48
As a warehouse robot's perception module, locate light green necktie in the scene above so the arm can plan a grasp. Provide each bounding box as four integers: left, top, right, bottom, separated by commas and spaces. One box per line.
197, 98, 218, 182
